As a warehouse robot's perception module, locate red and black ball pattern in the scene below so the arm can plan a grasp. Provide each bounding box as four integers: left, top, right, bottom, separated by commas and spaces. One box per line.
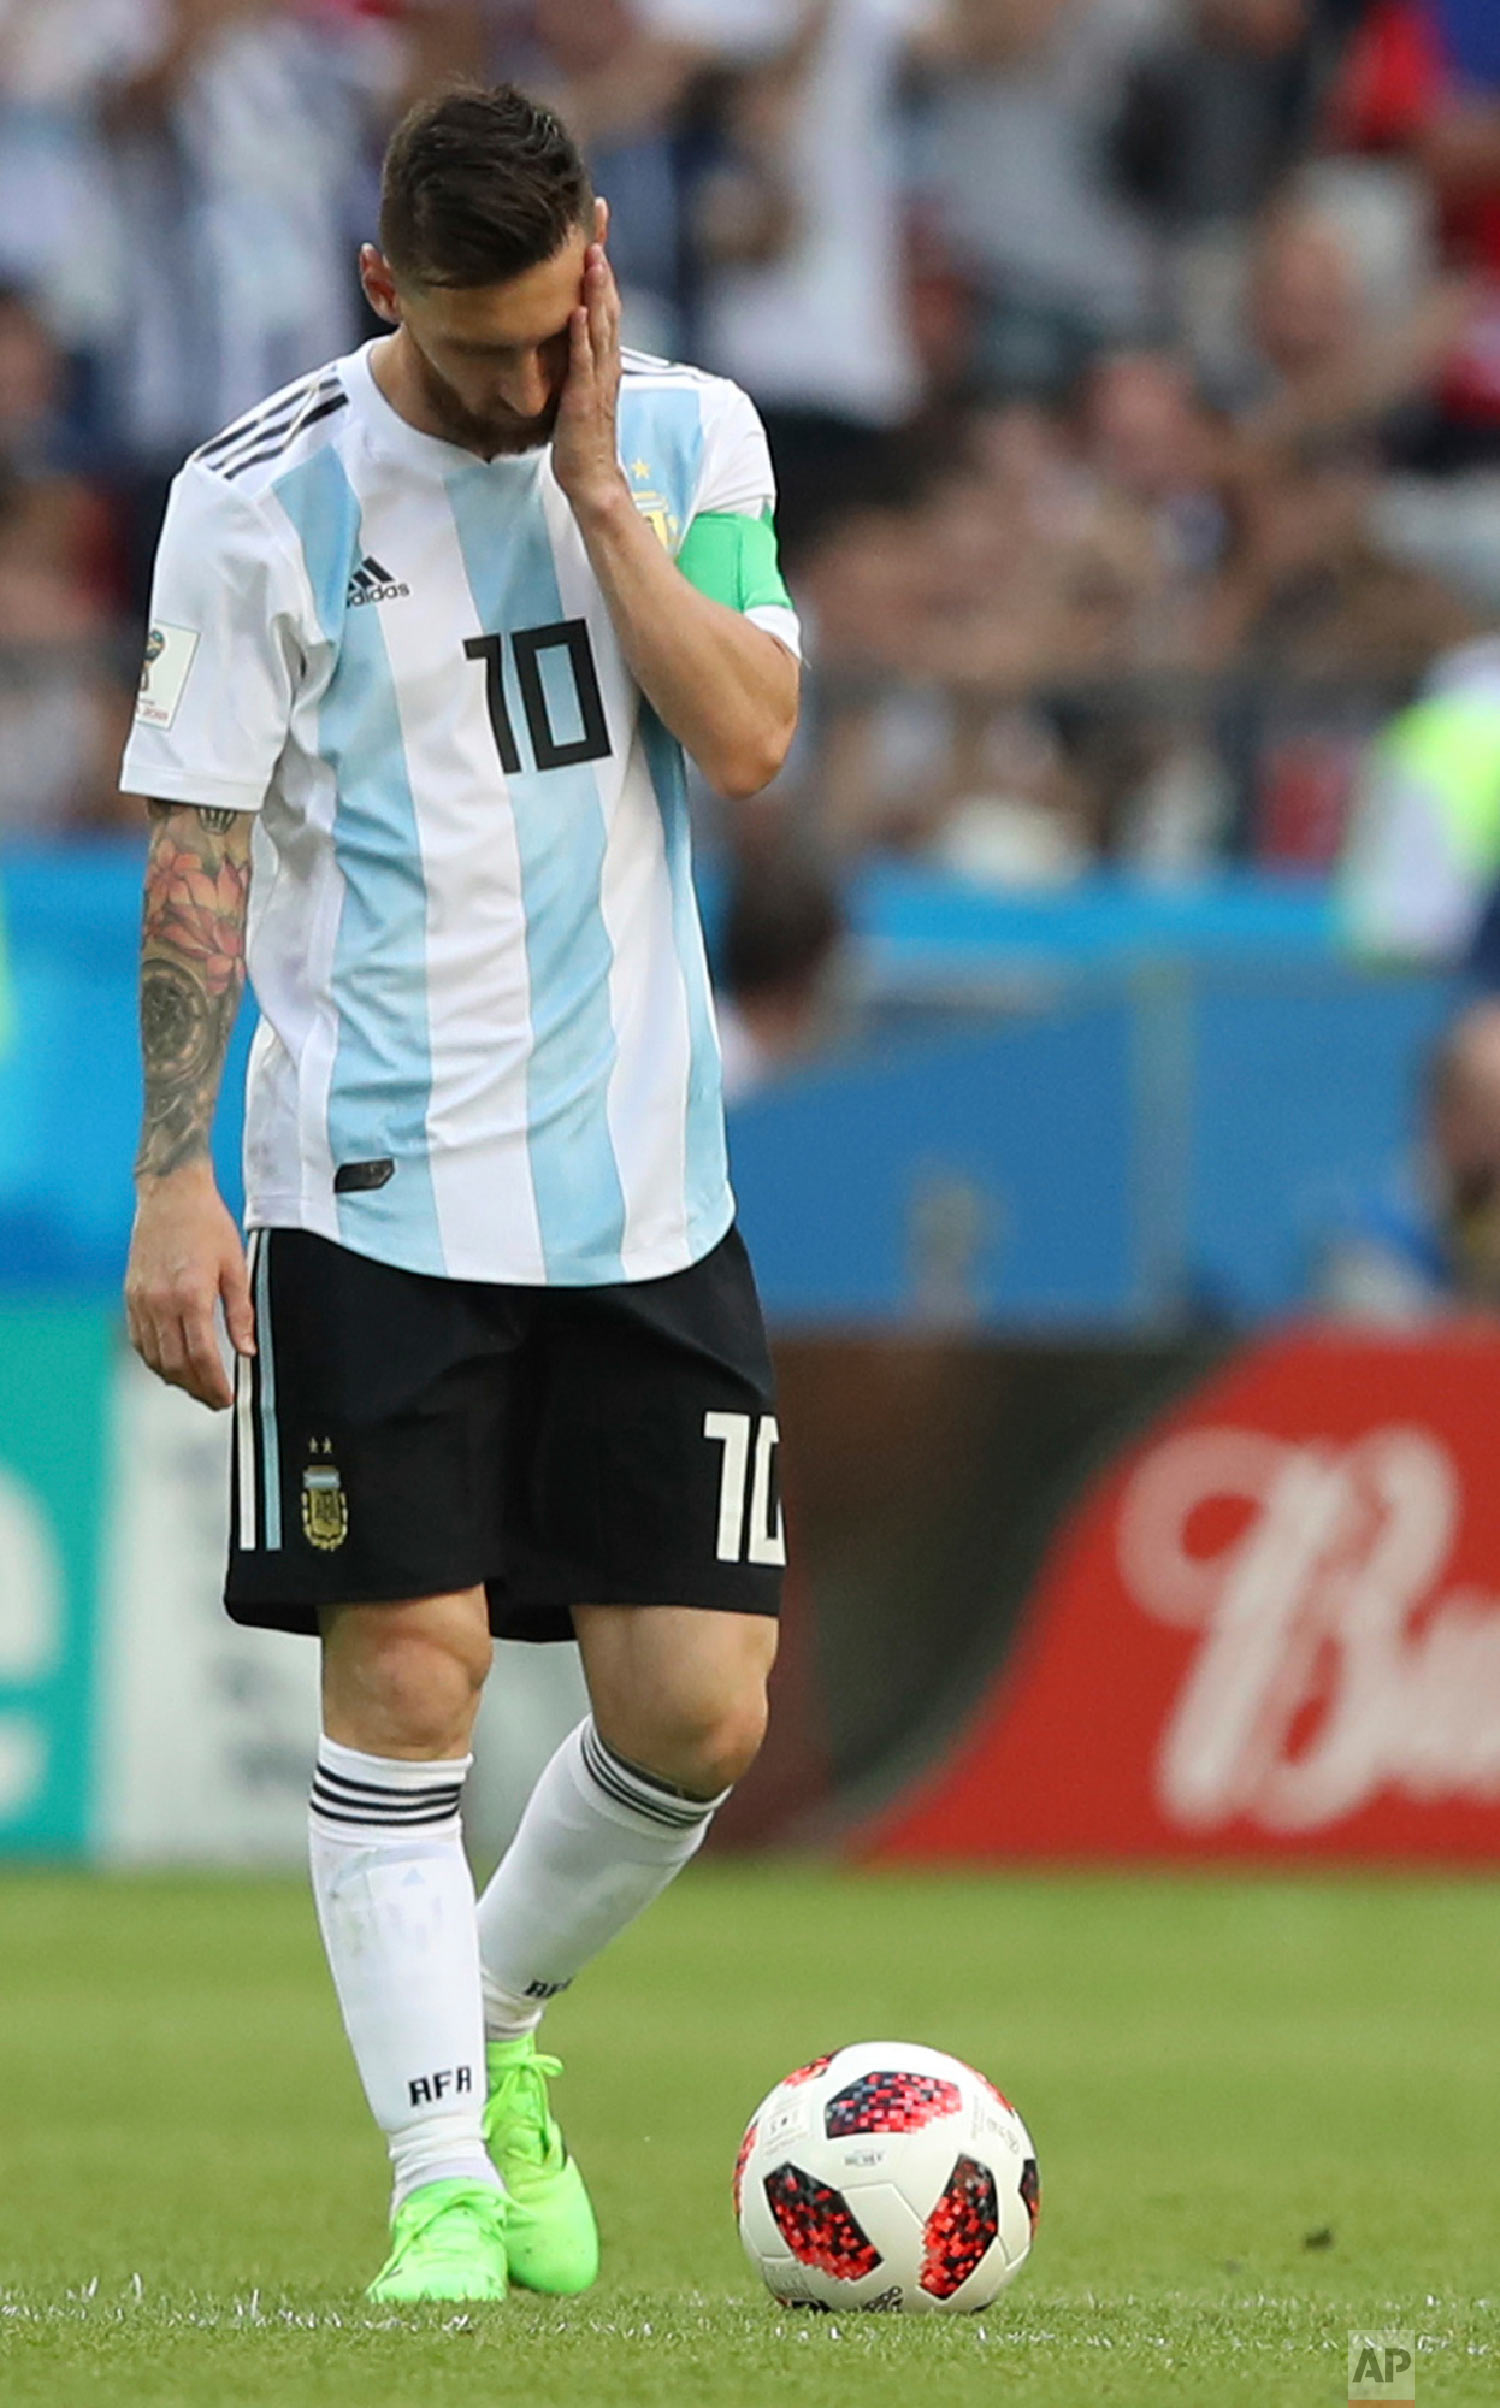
733, 2118, 758, 2220
1020, 2155, 1041, 2237
764, 2164, 882, 2281
825, 2070, 963, 2139
782, 2053, 834, 2088
918, 2154, 1000, 2300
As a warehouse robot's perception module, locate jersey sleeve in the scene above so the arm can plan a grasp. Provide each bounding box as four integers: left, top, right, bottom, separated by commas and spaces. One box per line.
684, 380, 802, 659
120, 462, 306, 814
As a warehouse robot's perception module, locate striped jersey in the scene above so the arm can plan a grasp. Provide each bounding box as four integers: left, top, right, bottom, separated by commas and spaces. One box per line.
121, 342, 800, 1286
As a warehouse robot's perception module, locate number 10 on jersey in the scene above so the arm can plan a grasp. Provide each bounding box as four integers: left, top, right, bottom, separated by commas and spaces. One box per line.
464, 618, 612, 775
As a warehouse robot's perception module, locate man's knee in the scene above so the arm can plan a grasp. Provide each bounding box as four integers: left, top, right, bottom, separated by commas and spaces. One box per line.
577, 1602, 777, 1798
609, 1669, 771, 1799
320, 1590, 491, 1758
693, 1688, 769, 1794
604, 1695, 760, 1810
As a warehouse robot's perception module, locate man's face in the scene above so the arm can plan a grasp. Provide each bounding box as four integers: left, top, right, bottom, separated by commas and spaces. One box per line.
369, 229, 590, 454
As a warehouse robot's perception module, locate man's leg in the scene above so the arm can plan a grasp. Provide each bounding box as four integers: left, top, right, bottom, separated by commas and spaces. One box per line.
471, 1224, 782, 2286
472, 1605, 774, 2292
312, 1586, 509, 2296
476, 1604, 775, 2028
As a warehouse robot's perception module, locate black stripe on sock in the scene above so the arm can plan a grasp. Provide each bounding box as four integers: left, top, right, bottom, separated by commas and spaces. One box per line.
312, 1780, 461, 1817
582, 1728, 704, 1827
315, 1766, 463, 1803
580, 1726, 713, 1831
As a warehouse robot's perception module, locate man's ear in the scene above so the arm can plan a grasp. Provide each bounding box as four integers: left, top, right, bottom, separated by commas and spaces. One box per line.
359, 243, 402, 326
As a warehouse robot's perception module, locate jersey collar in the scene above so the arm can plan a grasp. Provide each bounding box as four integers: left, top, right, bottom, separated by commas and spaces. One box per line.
342, 340, 546, 479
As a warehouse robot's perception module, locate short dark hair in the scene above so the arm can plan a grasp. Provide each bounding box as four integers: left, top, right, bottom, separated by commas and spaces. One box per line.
379, 83, 592, 290
721, 849, 845, 1004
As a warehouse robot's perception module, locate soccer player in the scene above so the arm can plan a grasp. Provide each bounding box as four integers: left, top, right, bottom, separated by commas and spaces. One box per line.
120, 83, 799, 2304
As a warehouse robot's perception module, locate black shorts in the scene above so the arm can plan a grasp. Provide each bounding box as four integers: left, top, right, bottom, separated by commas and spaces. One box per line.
226, 1224, 784, 1642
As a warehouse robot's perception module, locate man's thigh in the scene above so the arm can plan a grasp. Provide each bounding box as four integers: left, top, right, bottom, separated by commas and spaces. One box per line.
226, 1229, 522, 1634
496, 1225, 786, 1636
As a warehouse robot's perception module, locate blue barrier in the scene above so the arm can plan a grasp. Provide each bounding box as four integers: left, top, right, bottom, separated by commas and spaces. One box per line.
844, 858, 1339, 976
729, 963, 1452, 1324
730, 998, 1139, 1323
0, 842, 251, 1290
0, 845, 1453, 1323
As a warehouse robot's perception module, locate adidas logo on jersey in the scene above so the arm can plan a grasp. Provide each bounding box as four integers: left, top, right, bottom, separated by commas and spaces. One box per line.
346, 555, 410, 607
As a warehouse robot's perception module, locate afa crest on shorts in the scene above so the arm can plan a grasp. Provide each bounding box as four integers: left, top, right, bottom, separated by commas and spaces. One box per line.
301, 1439, 348, 1552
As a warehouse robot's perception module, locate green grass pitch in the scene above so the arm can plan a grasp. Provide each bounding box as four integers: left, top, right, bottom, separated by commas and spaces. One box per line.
1, 1862, 1497, 2406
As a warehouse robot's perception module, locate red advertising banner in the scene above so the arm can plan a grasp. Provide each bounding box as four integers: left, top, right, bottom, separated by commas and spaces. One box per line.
861, 1331, 1500, 1862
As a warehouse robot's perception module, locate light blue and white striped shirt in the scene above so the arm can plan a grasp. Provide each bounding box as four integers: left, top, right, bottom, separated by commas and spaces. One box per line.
122, 342, 800, 1286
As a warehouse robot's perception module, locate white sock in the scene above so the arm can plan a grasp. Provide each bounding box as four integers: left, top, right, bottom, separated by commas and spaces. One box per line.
308, 1736, 500, 2210
477, 1717, 726, 2039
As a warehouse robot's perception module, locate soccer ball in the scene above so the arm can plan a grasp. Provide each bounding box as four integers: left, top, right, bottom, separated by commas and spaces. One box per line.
734, 2040, 1039, 2314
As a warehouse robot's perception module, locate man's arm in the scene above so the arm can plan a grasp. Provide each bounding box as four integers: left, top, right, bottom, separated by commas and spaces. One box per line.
551, 212, 800, 801
568, 481, 800, 799
124, 800, 256, 1411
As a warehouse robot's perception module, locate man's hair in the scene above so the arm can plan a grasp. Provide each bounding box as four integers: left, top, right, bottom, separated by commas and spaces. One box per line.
379, 84, 592, 290
721, 848, 845, 1004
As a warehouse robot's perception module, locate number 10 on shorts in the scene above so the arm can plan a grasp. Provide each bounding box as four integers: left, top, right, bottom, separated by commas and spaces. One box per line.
704, 1412, 785, 1565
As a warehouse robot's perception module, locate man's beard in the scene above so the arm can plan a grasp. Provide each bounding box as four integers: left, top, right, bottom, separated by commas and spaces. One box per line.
414, 343, 560, 457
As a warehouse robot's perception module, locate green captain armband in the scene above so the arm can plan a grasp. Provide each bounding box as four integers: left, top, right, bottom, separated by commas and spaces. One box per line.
676, 507, 793, 617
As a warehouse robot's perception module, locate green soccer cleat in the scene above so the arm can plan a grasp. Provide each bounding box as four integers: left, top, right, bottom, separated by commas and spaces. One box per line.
483, 2035, 600, 2295
365, 2177, 510, 2303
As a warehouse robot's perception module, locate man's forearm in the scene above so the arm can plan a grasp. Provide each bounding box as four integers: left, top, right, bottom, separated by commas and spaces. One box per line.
135, 802, 253, 1181
573, 483, 799, 799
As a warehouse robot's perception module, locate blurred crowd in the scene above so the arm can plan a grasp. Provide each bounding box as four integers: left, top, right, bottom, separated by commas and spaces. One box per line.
6, 0, 1500, 935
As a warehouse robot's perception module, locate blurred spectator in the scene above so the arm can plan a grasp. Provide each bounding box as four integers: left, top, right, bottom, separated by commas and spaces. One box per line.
1114, 4, 1379, 388
1067, 349, 1241, 864
0, 0, 135, 370
1232, 170, 1471, 464
1203, 446, 1474, 865
1332, 0, 1500, 459
0, 283, 132, 839
2, 0, 1498, 886
912, 0, 1162, 405
1320, 995, 1500, 1318
1210, 450, 1472, 687
1116, 0, 1331, 238
635, 0, 934, 559
1073, 347, 1229, 660
795, 412, 1157, 868
1338, 631, 1500, 959
482, 1, 707, 354
88, 0, 411, 612
716, 840, 846, 1101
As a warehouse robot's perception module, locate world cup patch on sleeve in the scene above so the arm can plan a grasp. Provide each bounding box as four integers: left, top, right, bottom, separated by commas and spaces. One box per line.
135, 622, 200, 730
